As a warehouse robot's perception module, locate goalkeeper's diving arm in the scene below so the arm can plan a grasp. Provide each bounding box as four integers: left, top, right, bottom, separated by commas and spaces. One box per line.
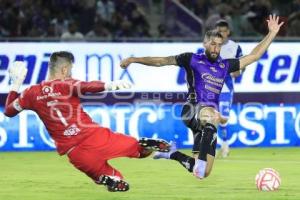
4, 91, 20, 117
4, 61, 28, 117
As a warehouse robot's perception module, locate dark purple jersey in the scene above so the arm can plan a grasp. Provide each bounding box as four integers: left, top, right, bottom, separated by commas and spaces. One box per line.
175, 53, 240, 109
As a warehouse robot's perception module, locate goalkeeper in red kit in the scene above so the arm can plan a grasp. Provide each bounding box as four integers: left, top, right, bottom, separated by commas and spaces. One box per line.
4, 51, 170, 192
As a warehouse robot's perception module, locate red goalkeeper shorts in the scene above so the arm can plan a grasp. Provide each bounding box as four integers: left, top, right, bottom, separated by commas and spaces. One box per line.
67, 127, 141, 182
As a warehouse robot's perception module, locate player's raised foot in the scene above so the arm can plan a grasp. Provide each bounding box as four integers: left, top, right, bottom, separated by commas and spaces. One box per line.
153, 141, 177, 159
138, 137, 170, 152
99, 175, 129, 192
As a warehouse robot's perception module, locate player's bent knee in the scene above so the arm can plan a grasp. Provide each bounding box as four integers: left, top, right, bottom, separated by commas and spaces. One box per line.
198, 107, 219, 127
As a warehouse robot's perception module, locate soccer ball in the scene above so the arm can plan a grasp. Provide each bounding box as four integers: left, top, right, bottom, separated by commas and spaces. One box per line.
255, 168, 281, 191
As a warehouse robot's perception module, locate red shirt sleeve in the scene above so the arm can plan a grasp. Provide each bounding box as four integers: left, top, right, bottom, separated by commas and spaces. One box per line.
18, 87, 33, 110
72, 80, 105, 96
4, 87, 33, 117
4, 91, 20, 117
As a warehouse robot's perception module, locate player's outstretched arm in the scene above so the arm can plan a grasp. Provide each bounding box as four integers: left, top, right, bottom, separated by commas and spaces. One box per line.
73, 80, 132, 95
120, 56, 177, 69
239, 14, 284, 70
4, 61, 28, 117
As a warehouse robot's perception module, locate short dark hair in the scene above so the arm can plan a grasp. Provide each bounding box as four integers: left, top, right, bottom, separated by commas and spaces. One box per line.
215, 20, 229, 28
204, 30, 223, 42
50, 51, 74, 64
49, 51, 74, 73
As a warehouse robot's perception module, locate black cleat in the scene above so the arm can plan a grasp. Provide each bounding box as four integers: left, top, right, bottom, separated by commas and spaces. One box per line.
99, 175, 129, 192
138, 137, 170, 152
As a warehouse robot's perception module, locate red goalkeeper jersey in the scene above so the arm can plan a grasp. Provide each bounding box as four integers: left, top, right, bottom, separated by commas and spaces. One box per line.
13, 78, 106, 155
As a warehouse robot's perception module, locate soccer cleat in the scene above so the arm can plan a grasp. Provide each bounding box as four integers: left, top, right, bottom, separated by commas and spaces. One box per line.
153, 141, 177, 159
138, 137, 170, 152
99, 175, 129, 192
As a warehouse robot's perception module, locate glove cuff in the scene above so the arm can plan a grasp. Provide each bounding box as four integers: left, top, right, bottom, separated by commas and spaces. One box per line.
104, 82, 112, 91
10, 83, 21, 92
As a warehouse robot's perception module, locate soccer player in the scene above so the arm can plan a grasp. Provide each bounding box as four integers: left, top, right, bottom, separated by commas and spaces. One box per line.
120, 15, 283, 179
215, 20, 243, 158
4, 51, 171, 192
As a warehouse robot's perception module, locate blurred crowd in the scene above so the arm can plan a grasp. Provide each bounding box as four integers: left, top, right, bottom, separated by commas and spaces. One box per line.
0, 0, 151, 40
0, 0, 299, 40
178, 0, 300, 37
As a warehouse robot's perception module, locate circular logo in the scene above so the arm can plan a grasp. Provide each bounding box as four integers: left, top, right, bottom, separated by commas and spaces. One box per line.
42, 86, 53, 94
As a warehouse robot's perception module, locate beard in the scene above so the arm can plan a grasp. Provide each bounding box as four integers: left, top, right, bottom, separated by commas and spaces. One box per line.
205, 49, 219, 62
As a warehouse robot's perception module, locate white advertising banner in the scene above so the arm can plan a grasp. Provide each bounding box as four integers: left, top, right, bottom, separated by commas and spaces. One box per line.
0, 42, 299, 93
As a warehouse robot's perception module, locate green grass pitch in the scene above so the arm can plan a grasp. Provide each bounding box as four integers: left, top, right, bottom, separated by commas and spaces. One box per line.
0, 148, 299, 200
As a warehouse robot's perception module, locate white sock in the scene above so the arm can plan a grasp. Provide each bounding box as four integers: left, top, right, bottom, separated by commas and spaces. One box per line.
193, 159, 207, 179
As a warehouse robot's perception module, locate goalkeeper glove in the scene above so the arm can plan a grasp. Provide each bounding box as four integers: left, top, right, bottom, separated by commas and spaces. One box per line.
8, 61, 28, 92
104, 80, 132, 91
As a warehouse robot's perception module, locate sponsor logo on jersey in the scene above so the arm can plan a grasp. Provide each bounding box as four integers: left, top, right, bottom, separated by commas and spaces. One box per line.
201, 73, 224, 84
42, 86, 53, 94
210, 67, 218, 73
63, 124, 81, 136
219, 63, 225, 68
197, 60, 206, 65
37, 92, 62, 100
205, 84, 221, 94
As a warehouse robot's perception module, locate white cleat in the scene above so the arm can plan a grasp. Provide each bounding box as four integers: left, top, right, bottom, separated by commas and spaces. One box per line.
153, 141, 177, 159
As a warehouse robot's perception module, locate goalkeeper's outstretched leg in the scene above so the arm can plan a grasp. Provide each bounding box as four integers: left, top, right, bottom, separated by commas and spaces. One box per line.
67, 128, 171, 192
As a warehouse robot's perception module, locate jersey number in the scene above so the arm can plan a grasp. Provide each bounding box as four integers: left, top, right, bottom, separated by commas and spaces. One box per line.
53, 108, 68, 127
47, 101, 69, 127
